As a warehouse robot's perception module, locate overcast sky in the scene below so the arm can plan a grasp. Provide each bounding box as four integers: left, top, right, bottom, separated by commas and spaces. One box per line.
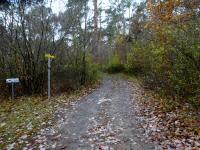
51, 0, 145, 15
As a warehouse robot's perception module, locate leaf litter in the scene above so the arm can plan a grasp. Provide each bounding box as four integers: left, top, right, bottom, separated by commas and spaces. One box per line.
133, 82, 200, 150
0, 81, 100, 149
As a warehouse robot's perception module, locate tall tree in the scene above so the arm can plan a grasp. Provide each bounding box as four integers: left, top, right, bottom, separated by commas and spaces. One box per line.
92, 0, 99, 56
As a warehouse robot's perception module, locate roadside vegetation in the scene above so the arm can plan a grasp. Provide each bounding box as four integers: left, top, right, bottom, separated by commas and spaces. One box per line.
103, 1, 200, 147
0, 82, 99, 149
0, 0, 200, 148
104, 1, 200, 112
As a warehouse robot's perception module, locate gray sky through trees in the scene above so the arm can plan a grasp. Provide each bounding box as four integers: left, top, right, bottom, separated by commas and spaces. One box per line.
51, 0, 145, 15
50, 0, 145, 30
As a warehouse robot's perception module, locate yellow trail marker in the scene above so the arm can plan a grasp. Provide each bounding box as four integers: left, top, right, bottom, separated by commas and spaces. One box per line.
45, 53, 55, 100
45, 54, 55, 59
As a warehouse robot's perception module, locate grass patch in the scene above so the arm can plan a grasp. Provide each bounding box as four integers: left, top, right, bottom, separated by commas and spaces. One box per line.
0, 80, 100, 149
0, 97, 54, 149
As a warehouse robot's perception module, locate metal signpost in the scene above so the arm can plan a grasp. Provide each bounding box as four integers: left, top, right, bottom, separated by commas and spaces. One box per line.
45, 54, 55, 100
6, 78, 20, 100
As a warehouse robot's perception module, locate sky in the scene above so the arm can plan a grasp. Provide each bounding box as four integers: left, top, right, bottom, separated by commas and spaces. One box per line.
51, 0, 145, 15
50, 0, 145, 29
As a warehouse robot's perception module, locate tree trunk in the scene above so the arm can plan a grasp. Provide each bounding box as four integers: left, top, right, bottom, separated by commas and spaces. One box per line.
93, 0, 98, 55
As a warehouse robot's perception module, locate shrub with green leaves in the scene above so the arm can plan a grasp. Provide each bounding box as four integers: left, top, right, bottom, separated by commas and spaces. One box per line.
126, 22, 200, 107
106, 54, 124, 73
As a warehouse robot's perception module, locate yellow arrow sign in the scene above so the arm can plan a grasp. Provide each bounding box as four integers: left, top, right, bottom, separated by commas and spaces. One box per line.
45, 54, 55, 59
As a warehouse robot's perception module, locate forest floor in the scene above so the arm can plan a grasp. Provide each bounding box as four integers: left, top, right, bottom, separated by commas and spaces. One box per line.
1, 75, 200, 149
0, 82, 99, 149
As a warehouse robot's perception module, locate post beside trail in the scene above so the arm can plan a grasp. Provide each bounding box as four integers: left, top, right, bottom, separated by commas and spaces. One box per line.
48, 58, 51, 100
45, 54, 55, 100
11, 83, 14, 99
6, 78, 20, 100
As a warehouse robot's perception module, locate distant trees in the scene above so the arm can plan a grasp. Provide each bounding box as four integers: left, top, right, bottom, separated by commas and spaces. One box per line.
0, 1, 56, 94
93, 0, 98, 41
0, 0, 98, 96
1, 0, 199, 105
55, 0, 98, 90
103, 0, 200, 107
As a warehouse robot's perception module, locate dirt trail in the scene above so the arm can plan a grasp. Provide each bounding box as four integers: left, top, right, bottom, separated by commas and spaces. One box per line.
39, 76, 154, 149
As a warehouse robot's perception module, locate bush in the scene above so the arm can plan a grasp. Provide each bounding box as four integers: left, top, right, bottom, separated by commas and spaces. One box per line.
105, 54, 125, 73
52, 53, 99, 94
126, 41, 153, 74
127, 32, 200, 106
84, 54, 99, 84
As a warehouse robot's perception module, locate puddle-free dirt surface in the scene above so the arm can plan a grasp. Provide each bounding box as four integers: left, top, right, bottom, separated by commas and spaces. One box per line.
38, 76, 155, 149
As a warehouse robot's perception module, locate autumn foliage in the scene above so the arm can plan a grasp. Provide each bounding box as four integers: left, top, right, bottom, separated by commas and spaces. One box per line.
109, 0, 200, 108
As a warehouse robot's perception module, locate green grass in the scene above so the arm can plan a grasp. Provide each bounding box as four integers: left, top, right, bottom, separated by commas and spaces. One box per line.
0, 80, 100, 149
0, 97, 54, 149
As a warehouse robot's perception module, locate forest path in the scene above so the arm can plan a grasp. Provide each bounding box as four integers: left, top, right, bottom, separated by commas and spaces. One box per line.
42, 76, 154, 149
